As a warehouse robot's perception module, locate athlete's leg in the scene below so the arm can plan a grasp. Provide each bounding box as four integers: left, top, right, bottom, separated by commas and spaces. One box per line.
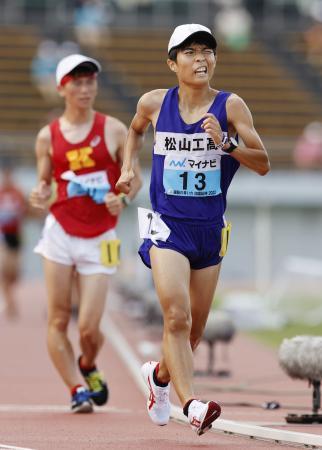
185, 264, 223, 433
155, 264, 221, 387
0, 246, 20, 318
150, 246, 193, 406
77, 273, 108, 368
189, 263, 221, 351
44, 259, 78, 389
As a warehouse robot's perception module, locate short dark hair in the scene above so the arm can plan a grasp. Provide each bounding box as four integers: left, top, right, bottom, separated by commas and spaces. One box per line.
69, 62, 98, 77
168, 32, 217, 61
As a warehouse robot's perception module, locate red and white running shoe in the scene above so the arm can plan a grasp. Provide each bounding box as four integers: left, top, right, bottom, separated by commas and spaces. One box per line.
141, 361, 170, 426
188, 399, 221, 435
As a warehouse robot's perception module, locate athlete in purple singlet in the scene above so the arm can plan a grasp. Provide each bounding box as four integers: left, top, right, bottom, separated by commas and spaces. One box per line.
117, 24, 270, 435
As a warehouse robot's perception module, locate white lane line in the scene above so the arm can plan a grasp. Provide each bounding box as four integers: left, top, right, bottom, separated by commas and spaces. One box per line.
237, 421, 288, 426
0, 405, 131, 414
102, 314, 322, 448
0, 445, 35, 450
0, 403, 133, 450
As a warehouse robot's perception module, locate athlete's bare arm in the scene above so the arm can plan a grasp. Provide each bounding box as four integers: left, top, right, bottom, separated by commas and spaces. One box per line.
201, 94, 270, 176
105, 116, 142, 202
29, 125, 53, 209
226, 94, 270, 175
104, 116, 127, 161
104, 116, 142, 215
116, 89, 167, 194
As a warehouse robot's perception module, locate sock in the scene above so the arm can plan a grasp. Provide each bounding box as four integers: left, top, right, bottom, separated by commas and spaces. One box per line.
79, 355, 96, 374
153, 363, 169, 387
183, 398, 195, 417
71, 384, 83, 396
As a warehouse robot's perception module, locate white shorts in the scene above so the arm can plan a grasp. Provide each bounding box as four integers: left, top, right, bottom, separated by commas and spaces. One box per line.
34, 214, 119, 275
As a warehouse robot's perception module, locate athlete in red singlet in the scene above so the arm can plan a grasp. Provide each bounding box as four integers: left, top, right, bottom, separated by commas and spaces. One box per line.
30, 54, 142, 413
0, 167, 27, 318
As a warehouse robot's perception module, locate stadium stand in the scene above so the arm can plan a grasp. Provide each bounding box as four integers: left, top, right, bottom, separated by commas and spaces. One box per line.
89, 28, 322, 166
288, 28, 322, 82
0, 25, 321, 167
0, 26, 131, 164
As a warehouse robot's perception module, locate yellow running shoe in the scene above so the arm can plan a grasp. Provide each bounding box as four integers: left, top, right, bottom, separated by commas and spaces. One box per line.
78, 356, 109, 406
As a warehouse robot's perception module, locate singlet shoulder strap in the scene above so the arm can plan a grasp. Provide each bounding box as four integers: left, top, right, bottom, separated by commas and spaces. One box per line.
49, 118, 59, 135
209, 91, 232, 132
155, 87, 177, 130
211, 90, 231, 110
49, 118, 60, 148
94, 111, 106, 127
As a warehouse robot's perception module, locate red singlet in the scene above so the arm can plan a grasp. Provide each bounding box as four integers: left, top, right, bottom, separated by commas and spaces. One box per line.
50, 112, 121, 238
0, 186, 25, 234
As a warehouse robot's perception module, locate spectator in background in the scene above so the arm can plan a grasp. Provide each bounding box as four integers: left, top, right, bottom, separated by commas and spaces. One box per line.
57, 40, 80, 62
303, 21, 322, 66
0, 167, 27, 319
293, 121, 322, 169
214, 0, 253, 51
31, 39, 59, 104
116, 0, 152, 10
297, 0, 322, 65
73, 0, 113, 47
31, 39, 80, 105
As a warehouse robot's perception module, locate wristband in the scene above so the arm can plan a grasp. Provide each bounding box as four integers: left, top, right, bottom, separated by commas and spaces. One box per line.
118, 193, 131, 207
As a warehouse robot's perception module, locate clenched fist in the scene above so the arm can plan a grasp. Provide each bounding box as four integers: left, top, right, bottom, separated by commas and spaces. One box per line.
29, 180, 52, 209
201, 113, 223, 145
116, 168, 135, 195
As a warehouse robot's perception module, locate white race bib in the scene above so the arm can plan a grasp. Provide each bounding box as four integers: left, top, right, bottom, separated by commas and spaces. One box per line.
61, 170, 109, 189
154, 131, 227, 197
138, 207, 170, 245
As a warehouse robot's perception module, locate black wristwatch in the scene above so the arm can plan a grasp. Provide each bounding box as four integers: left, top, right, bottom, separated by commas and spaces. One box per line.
223, 137, 238, 154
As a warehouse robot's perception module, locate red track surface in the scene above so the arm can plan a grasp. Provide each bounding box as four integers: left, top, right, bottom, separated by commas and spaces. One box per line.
0, 280, 318, 449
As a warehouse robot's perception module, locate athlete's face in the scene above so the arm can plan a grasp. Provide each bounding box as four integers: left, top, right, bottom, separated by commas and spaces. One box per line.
168, 44, 216, 85
59, 75, 98, 109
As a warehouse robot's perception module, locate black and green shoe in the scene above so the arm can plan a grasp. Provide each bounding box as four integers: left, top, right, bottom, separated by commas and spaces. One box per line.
78, 356, 109, 406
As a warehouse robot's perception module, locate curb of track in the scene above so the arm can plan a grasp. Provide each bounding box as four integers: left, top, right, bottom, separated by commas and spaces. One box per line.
102, 313, 322, 449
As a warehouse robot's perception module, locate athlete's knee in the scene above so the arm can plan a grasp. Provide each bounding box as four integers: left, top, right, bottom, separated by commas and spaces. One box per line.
190, 319, 208, 350
164, 305, 192, 335
79, 321, 100, 343
48, 314, 69, 334
190, 334, 202, 351
1, 267, 18, 284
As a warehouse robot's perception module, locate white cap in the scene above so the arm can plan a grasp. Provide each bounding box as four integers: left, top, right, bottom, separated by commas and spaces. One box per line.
168, 24, 217, 54
56, 54, 101, 86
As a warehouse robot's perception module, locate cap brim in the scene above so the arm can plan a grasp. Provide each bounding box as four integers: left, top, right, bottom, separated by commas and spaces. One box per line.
168, 31, 217, 54
71, 61, 100, 73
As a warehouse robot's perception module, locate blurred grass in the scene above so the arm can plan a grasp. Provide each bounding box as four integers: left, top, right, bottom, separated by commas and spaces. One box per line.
214, 291, 322, 348
249, 323, 322, 349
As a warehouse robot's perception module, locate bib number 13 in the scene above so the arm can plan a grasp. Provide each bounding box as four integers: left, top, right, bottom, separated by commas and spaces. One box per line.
179, 172, 206, 191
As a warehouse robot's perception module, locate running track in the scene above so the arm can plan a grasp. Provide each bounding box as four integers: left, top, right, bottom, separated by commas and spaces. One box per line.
0, 280, 319, 449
